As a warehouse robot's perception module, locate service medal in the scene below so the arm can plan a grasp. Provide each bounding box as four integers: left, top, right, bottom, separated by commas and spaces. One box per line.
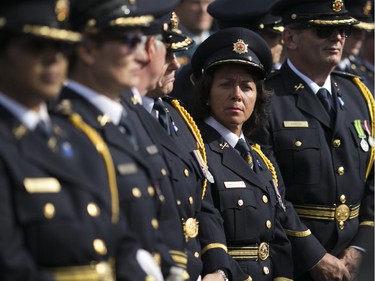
361, 138, 369, 152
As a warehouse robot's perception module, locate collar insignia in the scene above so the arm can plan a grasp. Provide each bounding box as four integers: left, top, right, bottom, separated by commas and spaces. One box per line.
219, 142, 229, 149
294, 83, 305, 91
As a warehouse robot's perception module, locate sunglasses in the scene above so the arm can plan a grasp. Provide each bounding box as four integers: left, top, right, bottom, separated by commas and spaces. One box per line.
312, 25, 352, 39
95, 32, 143, 49
16, 36, 73, 55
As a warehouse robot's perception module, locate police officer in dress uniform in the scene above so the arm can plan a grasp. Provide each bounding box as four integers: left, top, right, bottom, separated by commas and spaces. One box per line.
53, 0, 189, 279
119, 6, 219, 279
144, 13, 242, 281
190, 27, 294, 281
252, 0, 375, 280
0, 1, 161, 280
336, 0, 375, 94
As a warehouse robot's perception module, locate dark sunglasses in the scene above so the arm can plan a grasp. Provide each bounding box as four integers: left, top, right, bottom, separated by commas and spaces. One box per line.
17, 36, 73, 54
95, 32, 143, 49
312, 25, 352, 39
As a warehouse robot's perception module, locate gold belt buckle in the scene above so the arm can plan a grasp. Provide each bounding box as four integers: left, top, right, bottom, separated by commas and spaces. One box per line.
335, 204, 350, 230
183, 218, 199, 238
95, 261, 115, 281
258, 242, 269, 261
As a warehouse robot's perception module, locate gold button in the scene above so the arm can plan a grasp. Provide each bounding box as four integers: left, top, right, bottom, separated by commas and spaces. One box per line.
161, 168, 167, 176
189, 197, 194, 205
152, 253, 161, 266
262, 195, 268, 203
337, 166, 345, 176
238, 199, 244, 207
263, 266, 270, 275
147, 186, 155, 197
132, 187, 142, 198
340, 194, 346, 203
176, 200, 181, 205
43, 203, 55, 219
266, 220, 272, 229
151, 218, 159, 229
93, 239, 107, 255
333, 139, 341, 148
184, 169, 190, 177
295, 140, 302, 147
87, 203, 100, 217
194, 252, 200, 258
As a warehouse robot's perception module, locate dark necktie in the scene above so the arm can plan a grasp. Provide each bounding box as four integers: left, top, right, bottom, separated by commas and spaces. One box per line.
316, 88, 332, 114
235, 138, 254, 170
118, 111, 138, 148
35, 120, 51, 140
153, 98, 171, 135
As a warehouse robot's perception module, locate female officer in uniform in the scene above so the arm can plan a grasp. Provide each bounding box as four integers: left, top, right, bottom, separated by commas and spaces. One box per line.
190, 27, 293, 281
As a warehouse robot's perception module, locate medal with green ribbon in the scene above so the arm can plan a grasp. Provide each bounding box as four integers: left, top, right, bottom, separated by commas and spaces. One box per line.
363, 120, 375, 148
354, 120, 369, 152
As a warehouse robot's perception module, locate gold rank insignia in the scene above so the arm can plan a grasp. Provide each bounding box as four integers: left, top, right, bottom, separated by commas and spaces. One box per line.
332, 0, 343, 12
55, 0, 69, 22
294, 83, 305, 91
233, 39, 248, 55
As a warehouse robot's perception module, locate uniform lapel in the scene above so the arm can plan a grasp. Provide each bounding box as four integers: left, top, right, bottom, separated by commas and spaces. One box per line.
59, 87, 149, 170
281, 64, 332, 128
201, 124, 266, 191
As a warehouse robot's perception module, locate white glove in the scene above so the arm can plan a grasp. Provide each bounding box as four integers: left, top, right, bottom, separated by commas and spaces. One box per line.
136, 249, 164, 281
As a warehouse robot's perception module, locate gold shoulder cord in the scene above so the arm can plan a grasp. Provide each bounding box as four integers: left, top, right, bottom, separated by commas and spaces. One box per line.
68, 113, 120, 224
170, 99, 208, 199
251, 144, 278, 186
353, 77, 375, 180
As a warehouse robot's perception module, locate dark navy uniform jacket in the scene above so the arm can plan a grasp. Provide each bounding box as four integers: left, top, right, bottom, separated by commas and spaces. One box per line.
253, 62, 374, 277
121, 92, 206, 280
336, 55, 374, 94
199, 123, 293, 281
56, 86, 183, 277
0, 104, 146, 281
161, 97, 239, 278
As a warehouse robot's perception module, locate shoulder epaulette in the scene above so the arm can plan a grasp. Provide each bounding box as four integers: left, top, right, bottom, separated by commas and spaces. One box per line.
161, 95, 175, 103
266, 69, 281, 80
331, 70, 361, 80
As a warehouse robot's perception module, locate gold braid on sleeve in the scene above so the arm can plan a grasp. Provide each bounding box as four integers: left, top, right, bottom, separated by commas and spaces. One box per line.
251, 144, 278, 186
353, 77, 375, 180
170, 99, 208, 199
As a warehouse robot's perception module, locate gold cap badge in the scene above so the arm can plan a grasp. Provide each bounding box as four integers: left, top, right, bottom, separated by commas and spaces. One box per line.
233, 39, 248, 55
55, 0, 69, 22
332, 0, 343, 13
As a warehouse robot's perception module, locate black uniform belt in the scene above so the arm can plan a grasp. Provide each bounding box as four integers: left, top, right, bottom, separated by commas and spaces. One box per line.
50, 261, 114, 281
228, 242, 270, 261
294, 203, 360, 229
